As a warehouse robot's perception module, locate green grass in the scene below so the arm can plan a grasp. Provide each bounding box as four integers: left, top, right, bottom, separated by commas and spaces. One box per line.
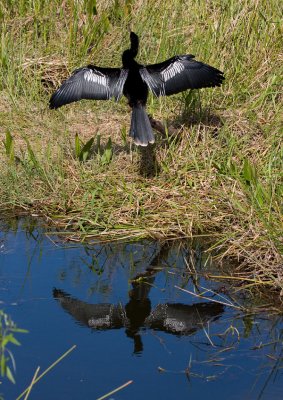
0, 311, 27, 385
0, 1, 282, 292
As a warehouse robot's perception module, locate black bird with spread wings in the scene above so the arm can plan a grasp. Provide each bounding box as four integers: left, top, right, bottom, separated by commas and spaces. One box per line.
50, 32, 224, 146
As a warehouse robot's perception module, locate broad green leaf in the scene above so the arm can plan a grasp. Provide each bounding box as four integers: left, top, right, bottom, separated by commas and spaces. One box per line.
80, 137, 94, 162
3, 130, 15, 162
101, 137, 112, 165
243, 158, 256, 184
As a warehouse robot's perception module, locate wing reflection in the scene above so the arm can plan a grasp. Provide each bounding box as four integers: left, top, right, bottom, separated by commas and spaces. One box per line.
53, 243, 224, 353
53, 278, 223, 353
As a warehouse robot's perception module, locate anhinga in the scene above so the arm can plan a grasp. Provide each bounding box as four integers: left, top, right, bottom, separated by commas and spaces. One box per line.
50, 32, 224, 146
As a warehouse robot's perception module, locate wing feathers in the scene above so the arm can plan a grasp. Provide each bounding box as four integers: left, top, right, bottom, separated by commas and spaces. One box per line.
49, 66, 128, 109
140, 55, 224, 97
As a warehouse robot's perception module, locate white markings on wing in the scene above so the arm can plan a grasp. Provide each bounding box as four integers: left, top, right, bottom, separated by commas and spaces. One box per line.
83, 69, 110, 98
113, 69, 128, 100
161, 60, 184, 82
83, 68, 128, 100
139, 68, 162, 96
83, 69, 107, 86
140, 59, 186, 96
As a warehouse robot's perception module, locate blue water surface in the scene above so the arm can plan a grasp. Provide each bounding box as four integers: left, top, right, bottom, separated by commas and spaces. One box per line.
0, 219, 282, 399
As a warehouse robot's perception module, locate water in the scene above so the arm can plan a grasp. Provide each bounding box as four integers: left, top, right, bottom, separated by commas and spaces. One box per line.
0, 219, 282, 399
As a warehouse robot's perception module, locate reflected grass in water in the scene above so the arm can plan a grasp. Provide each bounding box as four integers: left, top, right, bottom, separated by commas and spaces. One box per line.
0, 1, 282, 299
0, 218, 282, 399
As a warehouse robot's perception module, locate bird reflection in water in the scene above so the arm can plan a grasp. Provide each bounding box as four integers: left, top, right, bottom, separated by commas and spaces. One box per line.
53, 245, 224, 354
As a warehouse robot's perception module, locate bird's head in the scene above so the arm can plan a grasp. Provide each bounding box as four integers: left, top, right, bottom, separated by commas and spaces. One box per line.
122, 32, 139, 67
129, 31, 139, 58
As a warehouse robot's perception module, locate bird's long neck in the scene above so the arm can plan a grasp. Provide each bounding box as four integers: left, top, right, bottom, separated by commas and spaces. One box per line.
130, 32, 139, 58
122, 32, 139, 68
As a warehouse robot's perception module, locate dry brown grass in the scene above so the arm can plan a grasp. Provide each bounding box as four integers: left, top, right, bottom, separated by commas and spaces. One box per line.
0, 0, 282, 298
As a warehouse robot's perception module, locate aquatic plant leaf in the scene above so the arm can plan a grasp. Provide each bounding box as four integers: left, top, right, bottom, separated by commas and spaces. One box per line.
80, 137, 94, 162
0, 355, 6, 376
5, 334, 21, 346
6, 366, 15, 384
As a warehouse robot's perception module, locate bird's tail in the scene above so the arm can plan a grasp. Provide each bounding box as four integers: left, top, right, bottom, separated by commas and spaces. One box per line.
129, 104, 155, 146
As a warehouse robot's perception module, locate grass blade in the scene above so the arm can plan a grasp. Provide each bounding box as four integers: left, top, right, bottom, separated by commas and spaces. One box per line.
96, 380, 133, 400
16, 345, 76, 400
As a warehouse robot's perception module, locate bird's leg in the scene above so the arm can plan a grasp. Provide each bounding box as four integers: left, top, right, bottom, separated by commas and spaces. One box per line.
148, 115, 167, 137
148, 115, 178, 139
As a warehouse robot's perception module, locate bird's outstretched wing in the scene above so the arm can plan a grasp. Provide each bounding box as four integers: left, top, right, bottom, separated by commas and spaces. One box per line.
49, 66, 128, 109
139, 55, 224, 97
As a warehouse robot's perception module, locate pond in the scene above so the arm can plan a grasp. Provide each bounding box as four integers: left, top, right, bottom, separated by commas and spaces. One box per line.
0, 218, 282, 399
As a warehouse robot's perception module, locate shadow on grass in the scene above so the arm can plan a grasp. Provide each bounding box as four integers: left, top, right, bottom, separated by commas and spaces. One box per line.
138, 101, 224, 178
78, 95, 224, 178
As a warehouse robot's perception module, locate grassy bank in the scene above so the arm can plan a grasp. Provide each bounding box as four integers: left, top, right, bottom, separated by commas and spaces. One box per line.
0, 1, 282, 291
